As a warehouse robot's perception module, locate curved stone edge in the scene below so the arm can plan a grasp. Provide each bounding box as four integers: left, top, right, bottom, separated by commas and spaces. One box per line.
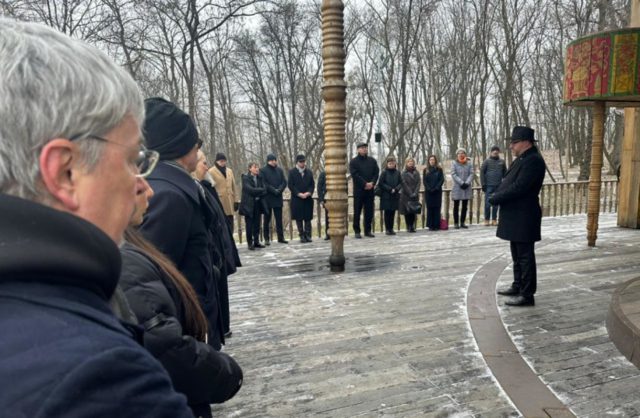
606, 277, 640, 369
467, 253, 576, 418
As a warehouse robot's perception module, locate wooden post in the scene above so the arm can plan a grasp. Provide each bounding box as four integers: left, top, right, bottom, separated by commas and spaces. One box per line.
618, 0, 640, 228
321, 0, 348, 272
587, 102, 606, 246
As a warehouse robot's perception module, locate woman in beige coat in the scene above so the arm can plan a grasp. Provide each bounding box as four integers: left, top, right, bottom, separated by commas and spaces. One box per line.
209, 153, 238, 230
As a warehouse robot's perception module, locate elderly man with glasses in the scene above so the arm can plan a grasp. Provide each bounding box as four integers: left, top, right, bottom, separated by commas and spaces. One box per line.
0, 19, 192, 417
139, 97, 226, 351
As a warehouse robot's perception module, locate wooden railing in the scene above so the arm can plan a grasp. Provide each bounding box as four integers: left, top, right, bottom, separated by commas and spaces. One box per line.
234, 180, 619, 243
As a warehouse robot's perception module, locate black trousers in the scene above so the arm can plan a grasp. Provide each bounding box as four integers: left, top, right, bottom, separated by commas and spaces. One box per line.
263, 206, 284, 240
296, 219, 312, 237
427, 205, 440, 230
353, 193, 374, 233
244, 205, 261, 245
384, 210, 396, 231
226, 215, 234, 233
404, 213, 416, 230
510, 241, 537, 298
453, 199, 468, 225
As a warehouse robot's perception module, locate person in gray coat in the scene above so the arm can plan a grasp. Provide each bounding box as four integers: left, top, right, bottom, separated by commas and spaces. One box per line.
451, 148, 474, 229
480, 145, 506, 226
399, 157, 422, 233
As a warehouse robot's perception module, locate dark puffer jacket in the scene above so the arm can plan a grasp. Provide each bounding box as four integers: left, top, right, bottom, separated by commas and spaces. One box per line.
0, 194, 192, 418
119, 243, 243, 414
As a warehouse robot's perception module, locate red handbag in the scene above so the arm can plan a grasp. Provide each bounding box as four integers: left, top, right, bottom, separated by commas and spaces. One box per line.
439, 218, 449, 230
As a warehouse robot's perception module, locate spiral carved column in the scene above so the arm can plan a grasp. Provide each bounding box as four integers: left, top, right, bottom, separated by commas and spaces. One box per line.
321, 0, 348, 271
587, 102, 606, 247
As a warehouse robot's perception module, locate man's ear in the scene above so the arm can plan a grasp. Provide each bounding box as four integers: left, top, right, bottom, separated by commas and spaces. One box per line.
39, 139, 80, 211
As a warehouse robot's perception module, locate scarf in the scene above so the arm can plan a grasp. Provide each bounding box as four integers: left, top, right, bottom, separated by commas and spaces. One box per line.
457, 155, 467, 164
297, 165, 306, 175
215, 163, 227, 177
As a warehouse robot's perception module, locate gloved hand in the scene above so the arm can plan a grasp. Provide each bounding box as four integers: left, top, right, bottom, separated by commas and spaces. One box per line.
234, 202, 239, 212
481, 185, 487, 192
460, 183, 469, 190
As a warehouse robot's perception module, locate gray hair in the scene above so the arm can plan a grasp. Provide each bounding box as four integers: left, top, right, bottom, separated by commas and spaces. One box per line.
0, 18, 144, 200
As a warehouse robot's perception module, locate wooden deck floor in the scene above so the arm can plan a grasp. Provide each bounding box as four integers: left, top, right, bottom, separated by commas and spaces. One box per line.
216, 214, 640, 417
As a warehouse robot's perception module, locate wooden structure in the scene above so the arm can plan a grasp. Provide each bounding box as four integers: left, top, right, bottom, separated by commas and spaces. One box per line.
619, 0, 640, 230
564, 27, 640, 245
321, 0, 348, 271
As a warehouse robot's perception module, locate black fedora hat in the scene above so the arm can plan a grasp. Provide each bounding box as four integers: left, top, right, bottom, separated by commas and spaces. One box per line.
510, 126, 535, 142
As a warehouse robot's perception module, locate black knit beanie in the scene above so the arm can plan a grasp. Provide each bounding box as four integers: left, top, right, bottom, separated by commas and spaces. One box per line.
143, 97, 198, 160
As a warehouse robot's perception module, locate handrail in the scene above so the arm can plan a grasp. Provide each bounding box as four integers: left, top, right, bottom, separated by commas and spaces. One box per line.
233, 179, 619, 243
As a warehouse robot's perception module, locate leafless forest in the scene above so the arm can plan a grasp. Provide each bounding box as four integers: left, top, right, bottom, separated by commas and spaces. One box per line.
0, 0, 630, 179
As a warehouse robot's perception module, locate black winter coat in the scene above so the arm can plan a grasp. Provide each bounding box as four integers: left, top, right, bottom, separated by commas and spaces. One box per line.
141, 161, 224, 350
0, 194, 192, 418
201, 180, 241, 273
288, 167, 315, 221
119, 243, 243, 411
378, 168, 402, 211
423, 166, 444, 208
260, 164, 287, 208
239, 173, 268, 217
490, 146, 546, 242
349, 155, 379, 197
399, 169, 421, 215
317, 170, 326, 203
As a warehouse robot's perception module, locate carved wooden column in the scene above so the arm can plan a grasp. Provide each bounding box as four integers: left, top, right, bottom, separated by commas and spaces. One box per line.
588, 102, 606, 246
321, 0, 348, 272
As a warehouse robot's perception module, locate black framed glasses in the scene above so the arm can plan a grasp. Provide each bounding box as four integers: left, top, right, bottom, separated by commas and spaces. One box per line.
70, 134, 159, 178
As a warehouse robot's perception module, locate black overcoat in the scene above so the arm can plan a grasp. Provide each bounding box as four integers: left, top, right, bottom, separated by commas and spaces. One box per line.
399, 169, 421, 215
259, 164, 287, 209
0, 193, 192, 418
288, 167, 315, 221
119, 243, 243, 410
349, 155, 379, 197
378, 168, 402, 211
490, 146, 546, 242
423, 166, 444, 208
317, 170, 326, 203
141, 161, 224, 349
239, 173, 267, 218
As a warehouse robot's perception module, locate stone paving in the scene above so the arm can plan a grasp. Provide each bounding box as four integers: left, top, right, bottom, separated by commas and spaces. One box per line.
216, 214, 640, 417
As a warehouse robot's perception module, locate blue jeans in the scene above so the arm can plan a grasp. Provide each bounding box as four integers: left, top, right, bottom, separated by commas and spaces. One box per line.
484, 185, 499, 221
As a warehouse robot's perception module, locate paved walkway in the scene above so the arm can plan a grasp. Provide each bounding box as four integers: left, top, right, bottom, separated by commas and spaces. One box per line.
217, 214, 640, 417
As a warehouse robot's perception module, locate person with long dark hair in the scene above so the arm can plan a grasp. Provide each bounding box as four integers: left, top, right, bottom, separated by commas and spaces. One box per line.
399, 157, 422, 233
423, 155, 445, 231
119, 179, 243, 418
378, 156, 402, 235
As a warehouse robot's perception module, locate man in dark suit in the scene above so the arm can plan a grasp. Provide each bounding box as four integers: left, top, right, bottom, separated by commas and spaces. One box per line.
317, 169, 330, 240
288, 154, 315, 243
239, 163, 268, 250
260, 154, 288, 244
491, 126, 546, 307
140, 97, 225, 349
349, 142, 379, 238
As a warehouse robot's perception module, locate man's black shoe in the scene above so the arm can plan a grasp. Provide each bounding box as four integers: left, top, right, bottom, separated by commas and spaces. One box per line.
278, 238, 289, 244
224, 331, 233, 338
254, 243, 265, 248
248, 244, 255, 251
354, 233, 362, 239
324, 235, 330, 240
306, 234, 313, 243
460, 224, 468, 229
264, 239, 271, 246
300, 235, 309, 243
365, 232, 375, 238
505, 296, 535, 307
497, 287, 519, 296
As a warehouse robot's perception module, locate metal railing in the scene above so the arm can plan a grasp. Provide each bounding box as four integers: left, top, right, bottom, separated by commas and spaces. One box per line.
234, 180, 618, 243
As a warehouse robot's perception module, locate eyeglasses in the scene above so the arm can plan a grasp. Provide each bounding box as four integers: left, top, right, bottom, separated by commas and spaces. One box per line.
70, 134, 159, 178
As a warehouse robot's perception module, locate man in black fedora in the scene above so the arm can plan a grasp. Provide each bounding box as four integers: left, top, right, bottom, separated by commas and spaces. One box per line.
491, 126, 546, 307
349, 142, 379, 238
